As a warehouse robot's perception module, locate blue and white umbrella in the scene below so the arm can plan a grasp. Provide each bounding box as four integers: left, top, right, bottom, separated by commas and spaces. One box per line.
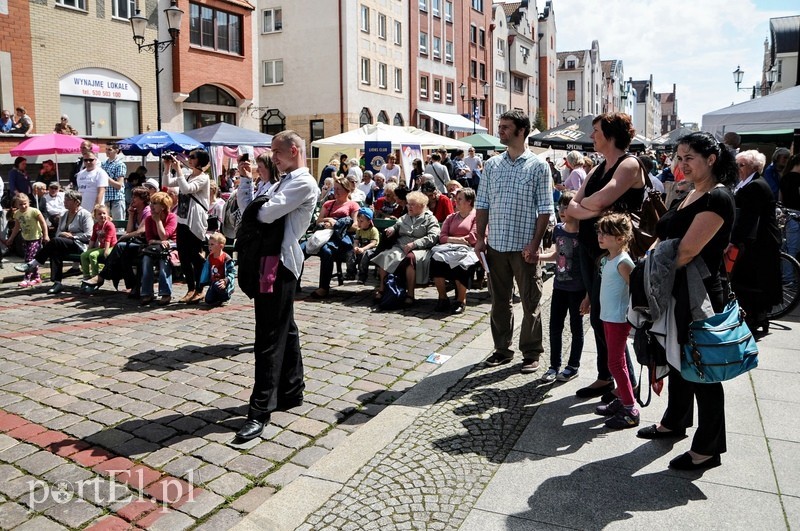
117, 130, 203, 156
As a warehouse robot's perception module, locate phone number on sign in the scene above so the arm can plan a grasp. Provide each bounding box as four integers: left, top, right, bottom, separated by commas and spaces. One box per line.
81, 89, 123, 98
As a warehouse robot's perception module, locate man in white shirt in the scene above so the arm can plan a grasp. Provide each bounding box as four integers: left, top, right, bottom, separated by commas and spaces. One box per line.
44, 183, 67, 229
236, 130, 318, 442
75, 154, 108, 209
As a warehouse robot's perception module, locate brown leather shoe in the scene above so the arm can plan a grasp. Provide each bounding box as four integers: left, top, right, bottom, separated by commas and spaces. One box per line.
187, 290, 205, 304
140, 296, 154, 306
158, 295, 171, 306
179, 290, 195, 303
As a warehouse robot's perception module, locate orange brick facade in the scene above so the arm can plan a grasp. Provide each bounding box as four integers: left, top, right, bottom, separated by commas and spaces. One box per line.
0, 0, 35, 120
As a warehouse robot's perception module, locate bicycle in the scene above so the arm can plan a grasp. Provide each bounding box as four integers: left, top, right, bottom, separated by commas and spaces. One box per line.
766, 205, 800, 320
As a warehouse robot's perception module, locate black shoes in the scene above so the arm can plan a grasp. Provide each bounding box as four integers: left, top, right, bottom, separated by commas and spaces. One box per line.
451, 301, 466, 314
234, 419, 265, 442
637, 424, 686, 440
575, 381, 614, 399
669, 452, 721, 471
484, 352, 513, 367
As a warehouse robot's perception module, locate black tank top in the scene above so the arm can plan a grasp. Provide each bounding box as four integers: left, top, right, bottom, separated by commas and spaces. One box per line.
578, 153, 645, 259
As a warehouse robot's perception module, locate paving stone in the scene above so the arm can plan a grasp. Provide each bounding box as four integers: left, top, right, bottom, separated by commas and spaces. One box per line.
15, 450, 68, 475
229, 485, 276, 512
0, 442, 38, 463
192, 508, 243, 531
43, 463, 95, 486
163, 455, 204, 479
137, 507, 195, 531
193, 442, 240, 466
291, 446, 330, 468
206, 471, 250, 497
43, 497, 103, 528
142, 447, 182, 469
13, 515, 67, 531
226, 454, 273, 478
0, 500, 31, 528
262, 463, 306, 489
174, 488, 226, 518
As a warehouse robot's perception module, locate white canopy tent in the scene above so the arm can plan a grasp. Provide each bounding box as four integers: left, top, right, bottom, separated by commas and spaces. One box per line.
418, 110, 488, 133
310, 123, 472, 150
702, 85, 800, 137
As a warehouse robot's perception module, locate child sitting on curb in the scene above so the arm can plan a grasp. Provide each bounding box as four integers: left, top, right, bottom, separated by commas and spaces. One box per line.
200, 231, 236, 306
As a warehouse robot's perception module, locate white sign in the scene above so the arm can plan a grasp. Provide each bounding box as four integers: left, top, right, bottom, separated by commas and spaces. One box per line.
59, 68, 141, 101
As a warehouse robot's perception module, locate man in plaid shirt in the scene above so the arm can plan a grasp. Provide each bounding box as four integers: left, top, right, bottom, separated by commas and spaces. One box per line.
102, 143, 127, 220
475, 110, 553, 373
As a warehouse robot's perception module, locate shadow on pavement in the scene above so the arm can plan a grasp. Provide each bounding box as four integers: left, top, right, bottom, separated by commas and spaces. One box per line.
122, 343, 249, 372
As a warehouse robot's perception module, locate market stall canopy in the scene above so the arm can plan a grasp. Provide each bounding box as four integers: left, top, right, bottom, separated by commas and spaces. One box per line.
9, 133, 98, 156
418, 110, 488, 133
117, 130, 203, 156
702, 85, 800, 137
459, 133, 507, 151
651, 126, 695, 149
528, 115, 649, 152
310, 123, 471, 150
183, 122, 273, 147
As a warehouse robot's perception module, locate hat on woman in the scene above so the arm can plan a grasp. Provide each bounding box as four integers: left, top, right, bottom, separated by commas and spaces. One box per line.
144, 178, 160, 190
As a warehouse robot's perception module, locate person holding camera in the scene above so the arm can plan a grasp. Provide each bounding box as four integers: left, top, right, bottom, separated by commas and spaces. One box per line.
164, 150, 210, 304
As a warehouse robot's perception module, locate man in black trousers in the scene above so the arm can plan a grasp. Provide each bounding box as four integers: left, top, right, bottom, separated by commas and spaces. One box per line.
235, 130, 318, 442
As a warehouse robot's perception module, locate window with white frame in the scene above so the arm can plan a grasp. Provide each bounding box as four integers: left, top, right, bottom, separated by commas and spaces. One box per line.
56, 0, 86, 10
419, 32, 428, 55
497, 38, 505, 56
360, 5, 369, 33
377, 13, 386, 39
262, 7, 282, 33
445, 81, 453, 103
393, 20, 402, 45
361, 57, 370, 84
112, 0, 136, 19
470, 60, 477, 78
478, 28, 485, 47
420, 76, 428, 99
433, 79, 441, 101
189, 3, 243, 54
433, 36, 441, 59
445, 41, 453, 63
471, 0, 483, 11
520, 45, 530, 63
444, 1, 453, 22
469, 24, 477, 44
378, 63, 387, 88
419, 0, 427, 11
263, 60, 284, 85
495, 69, 506, 87
495, 103, 507, 116
394, 68, 403, 92
432, 0, 440, 16
513, 76, 524, 92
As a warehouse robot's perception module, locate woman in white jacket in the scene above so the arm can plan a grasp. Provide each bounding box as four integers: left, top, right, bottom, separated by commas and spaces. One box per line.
164, 150, 210, 303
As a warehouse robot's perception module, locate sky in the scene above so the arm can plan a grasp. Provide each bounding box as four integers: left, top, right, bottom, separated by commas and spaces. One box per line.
551, 0, 797, 129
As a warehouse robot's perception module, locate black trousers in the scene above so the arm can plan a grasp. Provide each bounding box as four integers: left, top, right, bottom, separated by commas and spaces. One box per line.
661, 367, 726, 455
177, 224, 205, 291
100, 240, 142, 289
249, 264, 304, 421
34, 237, 83, 282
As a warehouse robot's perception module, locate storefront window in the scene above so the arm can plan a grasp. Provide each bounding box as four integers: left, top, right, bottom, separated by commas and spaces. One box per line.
59, 69, 140, 138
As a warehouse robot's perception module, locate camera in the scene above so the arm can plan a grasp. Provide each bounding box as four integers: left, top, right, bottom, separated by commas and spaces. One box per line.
161, 151, 175, 160
238, 153, 250, 163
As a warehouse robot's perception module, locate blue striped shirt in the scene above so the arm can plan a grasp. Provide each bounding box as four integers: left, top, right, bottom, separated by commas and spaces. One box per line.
476, 150, 553, 252
102, 157, 127, 203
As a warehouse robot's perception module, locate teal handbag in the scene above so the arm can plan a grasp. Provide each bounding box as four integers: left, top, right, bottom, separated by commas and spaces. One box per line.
681, 298, 759, 384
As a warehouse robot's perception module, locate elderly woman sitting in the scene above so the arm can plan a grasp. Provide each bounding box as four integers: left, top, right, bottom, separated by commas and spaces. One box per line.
371, 190, 440, 306
431, 188, 478, 314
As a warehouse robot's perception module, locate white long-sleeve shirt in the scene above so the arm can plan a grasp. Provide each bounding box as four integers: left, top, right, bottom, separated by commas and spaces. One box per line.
257, 167, 317, 279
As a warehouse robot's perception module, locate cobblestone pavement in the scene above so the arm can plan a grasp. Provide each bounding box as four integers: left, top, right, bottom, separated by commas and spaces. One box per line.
0, 257, 496, 530
299, 303, 564, 530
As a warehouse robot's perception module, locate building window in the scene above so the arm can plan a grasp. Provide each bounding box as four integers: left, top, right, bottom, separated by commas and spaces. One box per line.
420, 76, 429, 99
567, 100, 575, 110
444, 1, 453, 22
471, 0, 483, 11
112, 0, 136, 20
378, 63, 387, 89
260, 109, 285, 135
470, 60, 477, 79
394, 68, 403, 93
567, 80, 575, 91
263, 60, 284, 85
310, 119, 324, 142
184, 110, 235, 131
186, 84, 236, 106
419, 33, 428, 55
377, 111, 389, 124
445, 81, 453, 103
776, 59, 783, 82
479, 28, 486, 48
433, 79, 441, 101
520, 45, 530, 63
262, 8, 282, 33
432, 0, 440, 16
393, 113, 404, 126
495, 103, 507, 117
495, 69, 506, 88
184, 85, 237, 131
566, 59, 575, 69
445, 41, 453, 63
189, 3, 243, 54
479, 63, 486, 82
470, 24, 477, 44
497, 38, 505, 56
60, 96, 140, 138
393, 20, 402, 45
56, 0, 86, 10
377, 13, 386, 39
433, 36, 441, 59
361, 58, 370, 85
359, 107, 372, 127
513, 76, 524, 93
419, 0, 427, 11
360, 5, 369, 33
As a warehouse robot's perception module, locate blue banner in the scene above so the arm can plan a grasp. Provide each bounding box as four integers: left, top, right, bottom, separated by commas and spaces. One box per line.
364, 141, 393, 173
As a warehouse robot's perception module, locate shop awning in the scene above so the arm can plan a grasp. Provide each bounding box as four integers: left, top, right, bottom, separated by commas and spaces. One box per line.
419, 110, 488, 133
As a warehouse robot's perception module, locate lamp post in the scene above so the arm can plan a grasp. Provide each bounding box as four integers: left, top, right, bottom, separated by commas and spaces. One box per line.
459, 82, 490, 135
129, 0, 184, 132
732, 65, 776, 99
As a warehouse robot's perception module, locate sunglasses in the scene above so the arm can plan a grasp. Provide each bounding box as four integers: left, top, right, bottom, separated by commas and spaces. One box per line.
83, 158, 96, 162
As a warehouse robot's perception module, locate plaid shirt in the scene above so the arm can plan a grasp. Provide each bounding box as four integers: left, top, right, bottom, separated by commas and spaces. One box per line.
476, 150, 553, 252
102, 157, 127, 203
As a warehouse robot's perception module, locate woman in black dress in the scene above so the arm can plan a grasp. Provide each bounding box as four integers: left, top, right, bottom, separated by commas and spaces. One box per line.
636, 132, 737, 471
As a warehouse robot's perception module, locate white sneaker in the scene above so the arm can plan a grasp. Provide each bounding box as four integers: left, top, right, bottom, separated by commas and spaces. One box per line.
557, 366, 579, 382
542, 368, 558, 382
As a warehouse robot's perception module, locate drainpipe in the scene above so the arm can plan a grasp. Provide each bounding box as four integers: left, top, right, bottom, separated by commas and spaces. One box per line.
339, 0, 345, 132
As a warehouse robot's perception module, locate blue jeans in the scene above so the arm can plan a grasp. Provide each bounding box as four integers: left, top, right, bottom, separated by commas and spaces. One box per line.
205, 283, 231, 305
549, 288, 586, 370
140, 253, 172, 297
302, 240, 350, 290
786, 218, 800, 262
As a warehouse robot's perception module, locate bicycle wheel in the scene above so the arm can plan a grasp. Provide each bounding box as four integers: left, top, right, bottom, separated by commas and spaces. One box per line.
767, 251, 800, 320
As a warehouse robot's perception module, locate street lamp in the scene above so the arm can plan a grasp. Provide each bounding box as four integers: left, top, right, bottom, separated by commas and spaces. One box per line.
732, 65, 776, 99
130, 0, 184, 132
459, 82, 490, 134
